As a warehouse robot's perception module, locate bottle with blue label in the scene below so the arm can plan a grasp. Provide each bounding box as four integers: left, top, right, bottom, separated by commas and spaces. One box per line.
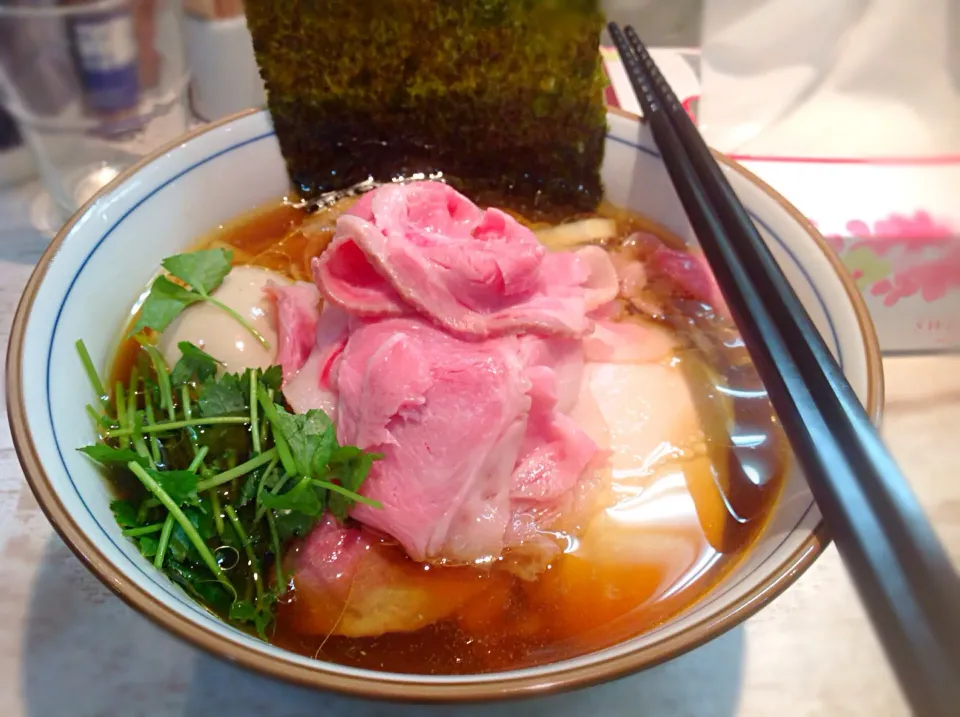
63, 0, 141, 121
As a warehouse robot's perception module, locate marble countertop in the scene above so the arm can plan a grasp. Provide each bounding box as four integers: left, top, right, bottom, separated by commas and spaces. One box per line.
0, 181, 957, 717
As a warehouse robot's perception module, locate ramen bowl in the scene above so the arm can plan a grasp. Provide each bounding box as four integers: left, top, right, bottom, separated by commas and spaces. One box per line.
6, 109, 882, 701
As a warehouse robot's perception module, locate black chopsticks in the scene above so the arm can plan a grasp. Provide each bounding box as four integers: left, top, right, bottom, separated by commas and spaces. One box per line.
609, 24, 960, 715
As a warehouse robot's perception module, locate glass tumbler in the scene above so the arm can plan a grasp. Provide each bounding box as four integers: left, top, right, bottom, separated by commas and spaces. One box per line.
0, 0, 190, 230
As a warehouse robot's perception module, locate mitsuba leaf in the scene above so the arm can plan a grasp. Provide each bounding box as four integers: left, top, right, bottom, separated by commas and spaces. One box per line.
326, 447, 382, 519
253, 592, 277, 638
169, 562, 233, 613
168, 507, 216, 564
198, 373, 246, 417
259, 477, 324, 517
162, 249, 233, 296
146, 468, 200, 506
167, 530, 191, 563
170, 342, 221, 386
328, 445, 362, 463
128, 276, 201, 337
80, 445, 148, 468
258, 365, 283, 392
271, 509, 317, 542
342, 451, 380, 493
237, 471, 261, 508
138, 535, 159, 558
229, 600, 257, 622
229, 592, 277, 639
269, 407, 335, 478
326, 493, 348, 522
110, 499, 139, 528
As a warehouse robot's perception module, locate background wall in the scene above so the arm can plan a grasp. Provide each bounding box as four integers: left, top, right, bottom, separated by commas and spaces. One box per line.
602, 0, 703, 46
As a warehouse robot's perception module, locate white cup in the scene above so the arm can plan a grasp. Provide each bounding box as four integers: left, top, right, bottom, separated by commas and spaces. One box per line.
184, 14, 266, 122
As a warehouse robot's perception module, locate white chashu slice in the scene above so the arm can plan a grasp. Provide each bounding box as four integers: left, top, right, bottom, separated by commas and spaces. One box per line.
159, 265, 290, 372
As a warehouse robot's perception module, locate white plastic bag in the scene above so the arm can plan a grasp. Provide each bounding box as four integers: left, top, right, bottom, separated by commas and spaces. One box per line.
698, 0, 960, 158
697, 0, 960, 352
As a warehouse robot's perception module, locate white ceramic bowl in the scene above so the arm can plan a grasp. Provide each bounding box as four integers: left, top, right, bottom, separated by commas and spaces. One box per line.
7, 109, 883, 701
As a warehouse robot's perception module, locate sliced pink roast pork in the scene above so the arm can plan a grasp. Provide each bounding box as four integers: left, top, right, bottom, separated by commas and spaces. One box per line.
625, 231, 728, 314
339, 317, 533, 562
264, 281, 321, 381
312, 181, 617, 340
282, 181, 698, 570
282, 303, 349, 417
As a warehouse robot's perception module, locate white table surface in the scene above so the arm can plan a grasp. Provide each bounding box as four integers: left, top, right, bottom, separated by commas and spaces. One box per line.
0, 180, 957, 717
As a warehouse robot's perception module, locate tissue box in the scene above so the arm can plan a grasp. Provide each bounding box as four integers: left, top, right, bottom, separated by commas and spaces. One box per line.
602, 46, 960, 353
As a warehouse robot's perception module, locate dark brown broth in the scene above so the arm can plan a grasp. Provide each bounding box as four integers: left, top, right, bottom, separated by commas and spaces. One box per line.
108, 194, 787, 674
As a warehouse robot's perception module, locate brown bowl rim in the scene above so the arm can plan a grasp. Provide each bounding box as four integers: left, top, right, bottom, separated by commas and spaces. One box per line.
5, 107, 883, 702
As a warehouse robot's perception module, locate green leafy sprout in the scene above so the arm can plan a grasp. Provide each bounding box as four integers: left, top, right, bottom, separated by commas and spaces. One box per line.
76, 330, 381, 639
128, 249, 271, 351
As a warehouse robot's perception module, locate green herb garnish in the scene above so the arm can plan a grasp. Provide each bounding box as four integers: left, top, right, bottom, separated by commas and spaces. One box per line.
171, 341, 221, 386
198, 373, 246, 417
128, 249, 270, 350
75, 338, 381, 639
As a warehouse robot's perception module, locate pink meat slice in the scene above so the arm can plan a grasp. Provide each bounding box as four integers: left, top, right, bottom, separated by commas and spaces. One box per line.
510, 390, 596, 504
638, 235, 729, 315
281, 304, 349, 417
312, 181, 618, 340
290, 181, 697, 569
335, 318, 599, 564
342, 317, 532, 563
570, 245, 620, 311
509, 336, 596, 506
264, 281, 320, 381
292, 515, 369, 601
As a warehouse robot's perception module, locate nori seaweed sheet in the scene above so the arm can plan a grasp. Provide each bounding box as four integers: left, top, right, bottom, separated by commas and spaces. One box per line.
245, 0, 607, 210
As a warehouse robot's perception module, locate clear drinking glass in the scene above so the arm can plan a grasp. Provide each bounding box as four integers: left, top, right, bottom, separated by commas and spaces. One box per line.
0, 0, 189, 231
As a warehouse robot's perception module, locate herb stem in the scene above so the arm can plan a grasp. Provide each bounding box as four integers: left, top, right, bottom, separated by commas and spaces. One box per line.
154, 513, 175, 569
255, 471, 291, 523
311, 479, 382, 509
115, 382, 129, 450
127, 366, 139, 425
75, 339, 111, 412
140, 341, 175, 422
122, 523, 165, 537
202, 296, 271, 350
187, 446, 209, 474
261, 389, 273, 446
225, 505, 263, 602
265, 509, 284, 592
130, 461, 233, 595
136, 500, 151, 525
253, 457, 279, 521
195, 448, 277, 492
143, 389, 162, 463
106, 416, 249, 438
181, 383, 200, 455
250, 369, 260, 454
132, 427, 155, 469
209, 490, 224, 536
256, 394, 297, 476
86, 404, 115, 431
